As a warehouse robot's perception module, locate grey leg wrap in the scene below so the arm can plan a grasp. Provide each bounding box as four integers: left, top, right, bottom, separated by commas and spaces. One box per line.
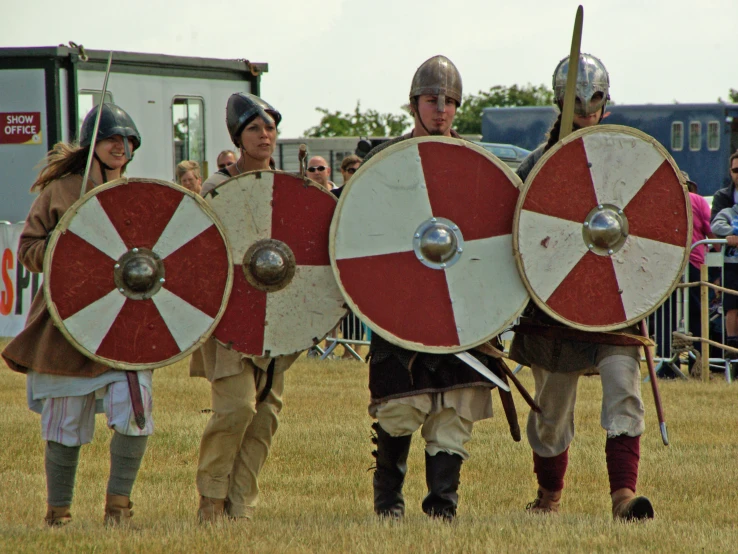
107, 432, 148, 497
45, 441, 81, 507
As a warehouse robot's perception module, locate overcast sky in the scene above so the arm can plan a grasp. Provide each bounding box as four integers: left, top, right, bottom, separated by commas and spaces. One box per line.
3, 0, 737, 138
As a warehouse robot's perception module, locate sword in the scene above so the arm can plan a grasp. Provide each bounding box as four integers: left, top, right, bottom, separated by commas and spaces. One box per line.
559, 5, 583, 140
454, 352, 510, 392
80, 51, 114, 199
640, 320, 669, 446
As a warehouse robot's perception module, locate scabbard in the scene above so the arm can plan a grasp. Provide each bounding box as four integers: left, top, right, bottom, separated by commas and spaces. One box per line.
493, 365, 521, 442
125, 371, 147, 430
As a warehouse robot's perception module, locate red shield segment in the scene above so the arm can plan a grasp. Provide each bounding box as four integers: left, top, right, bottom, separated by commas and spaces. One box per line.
420, 141, 520, 240
521, 138, 598, 223
515, 125, 690, 331
336, 251, 459, 347
45, 178, 232, 369
212, 269, 268, 354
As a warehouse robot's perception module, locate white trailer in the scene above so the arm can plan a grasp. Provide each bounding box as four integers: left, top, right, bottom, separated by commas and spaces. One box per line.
0, 45, 268, 222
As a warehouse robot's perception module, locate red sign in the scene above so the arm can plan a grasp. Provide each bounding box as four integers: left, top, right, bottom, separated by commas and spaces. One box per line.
0, 112, 43, 145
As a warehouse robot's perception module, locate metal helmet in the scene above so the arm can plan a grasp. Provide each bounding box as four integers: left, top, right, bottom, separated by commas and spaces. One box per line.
80, 103, 141, 152
552, 53, 610, 116
226, 92, 282, 147
409, 55, 463, 111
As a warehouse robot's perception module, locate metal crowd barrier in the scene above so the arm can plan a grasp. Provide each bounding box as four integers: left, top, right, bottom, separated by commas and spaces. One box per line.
650, 238, 735, 383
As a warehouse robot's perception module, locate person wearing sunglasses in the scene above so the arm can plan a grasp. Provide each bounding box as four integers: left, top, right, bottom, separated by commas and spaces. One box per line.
306, 156, 335, 191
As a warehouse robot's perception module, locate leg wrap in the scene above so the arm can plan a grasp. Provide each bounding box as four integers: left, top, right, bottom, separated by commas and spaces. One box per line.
45, 441, 81, 507
107, 433, 148, 497
606, 435, 640, 494
533, 448, 568, 493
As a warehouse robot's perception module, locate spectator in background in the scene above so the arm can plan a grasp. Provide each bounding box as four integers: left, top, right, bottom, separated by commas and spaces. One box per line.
710, 177, 738, 351
710, 151, 738, 221
216, 150, 237, 170
307, 156, 336, 191
336, 153, 365, 359
176, 160, 202, 194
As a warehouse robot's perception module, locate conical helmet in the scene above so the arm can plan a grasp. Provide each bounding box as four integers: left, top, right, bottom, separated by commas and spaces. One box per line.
409, 55, 463, 111
226, 93, 281, 147
552, 53, 610, 116
80, 103, 141, 150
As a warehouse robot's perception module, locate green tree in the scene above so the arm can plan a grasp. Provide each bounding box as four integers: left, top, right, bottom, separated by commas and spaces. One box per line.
718, 88, 738, 103
304, 101, 409, 137
454, 84, 554, 135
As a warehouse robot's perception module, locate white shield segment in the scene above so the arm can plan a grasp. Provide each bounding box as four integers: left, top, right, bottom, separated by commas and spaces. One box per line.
583, 132, 664, 209
611, 235, 686, 320
153, 196, 214, 259
334, 143, 433, 260
62, 289, 126, 353
518, 210, 590, 301
67, 197, 128, 261
208, 173, 274, 261
445, 234, 528, 345
263, 265, 346, 356
151, 287, 214, 351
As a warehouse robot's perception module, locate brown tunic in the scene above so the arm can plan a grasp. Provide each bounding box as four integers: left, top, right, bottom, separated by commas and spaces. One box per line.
1, 174, 111, 377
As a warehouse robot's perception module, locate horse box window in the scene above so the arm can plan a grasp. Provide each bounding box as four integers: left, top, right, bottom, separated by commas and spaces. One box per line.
707, 121, 720, 151
172, 97, 205, 174
689, 121, 702, 151
671, 121, 683, 151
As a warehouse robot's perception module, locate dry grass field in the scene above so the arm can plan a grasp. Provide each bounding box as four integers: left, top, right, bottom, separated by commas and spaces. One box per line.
0, 338, 736, 553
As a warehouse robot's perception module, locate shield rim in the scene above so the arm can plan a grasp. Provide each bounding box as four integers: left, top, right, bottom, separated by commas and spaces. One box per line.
512, 124, 692, 332
330, 135, 527, 353
207, 169, 347, 357
44, 177, 234, 370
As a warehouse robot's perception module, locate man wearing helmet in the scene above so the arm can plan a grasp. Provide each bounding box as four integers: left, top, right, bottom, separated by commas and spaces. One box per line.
361, 55, 500, 522
509, 54, 654, 522
2, 104, 151, 528
190, 93, 302, 524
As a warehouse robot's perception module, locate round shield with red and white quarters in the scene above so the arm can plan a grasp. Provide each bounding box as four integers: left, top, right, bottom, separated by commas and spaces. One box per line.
44, 178, 233, 370
331, 136, 529, 353
206, 170, 346, 357
514, 124, 692, 331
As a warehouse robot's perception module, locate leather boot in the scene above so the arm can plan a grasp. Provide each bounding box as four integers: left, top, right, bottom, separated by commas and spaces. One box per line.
421, 452, 462, 521
526, 487, 562, 513
372, 423, 411, 519
198, 496, 226, 523
45, 505, 72, 527
104, 494, 135, 527
611, 488, 654, 521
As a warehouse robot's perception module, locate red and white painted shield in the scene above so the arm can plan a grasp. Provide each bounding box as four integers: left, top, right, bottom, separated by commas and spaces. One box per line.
207, 171, 346, 357
331, 136, 529, 353
514, 125, 691, 331
45, 178, 233, 369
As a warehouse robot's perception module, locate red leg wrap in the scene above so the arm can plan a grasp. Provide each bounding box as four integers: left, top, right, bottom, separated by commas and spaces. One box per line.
533, 448, 568, 492
605, 435, 640, 494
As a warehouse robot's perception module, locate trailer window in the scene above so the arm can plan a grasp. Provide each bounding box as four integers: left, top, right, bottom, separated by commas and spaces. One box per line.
78, 90, 114, 131
172, 97, 205, 173
671, 122, 683, 151
689, 122, 701, 151
707, 121, 720, 151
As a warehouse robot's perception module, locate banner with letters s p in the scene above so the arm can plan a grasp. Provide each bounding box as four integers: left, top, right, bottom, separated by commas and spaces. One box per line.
1, 223, 41, 337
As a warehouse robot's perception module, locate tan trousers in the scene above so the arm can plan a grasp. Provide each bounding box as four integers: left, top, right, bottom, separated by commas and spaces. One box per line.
371, 387, 492, 461
196, 359, 284, 518
527, 354, 645, 458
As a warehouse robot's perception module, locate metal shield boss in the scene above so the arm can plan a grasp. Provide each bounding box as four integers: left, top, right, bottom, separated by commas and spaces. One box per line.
44, 178, 233, 369
206, 170, 346, 357
514, 124, 692, 331
331, 136, 529, 353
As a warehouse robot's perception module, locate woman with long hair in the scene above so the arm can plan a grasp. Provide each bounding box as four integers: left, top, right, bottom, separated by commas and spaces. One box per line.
1, 104, 153, 528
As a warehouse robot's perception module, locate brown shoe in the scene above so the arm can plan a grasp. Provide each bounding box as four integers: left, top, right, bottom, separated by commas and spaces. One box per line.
198, 496, 226, 523
611, 488, 654, 521
45, 505, 72, 527
104, 494, 135, 527
526, 488, 562, 513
